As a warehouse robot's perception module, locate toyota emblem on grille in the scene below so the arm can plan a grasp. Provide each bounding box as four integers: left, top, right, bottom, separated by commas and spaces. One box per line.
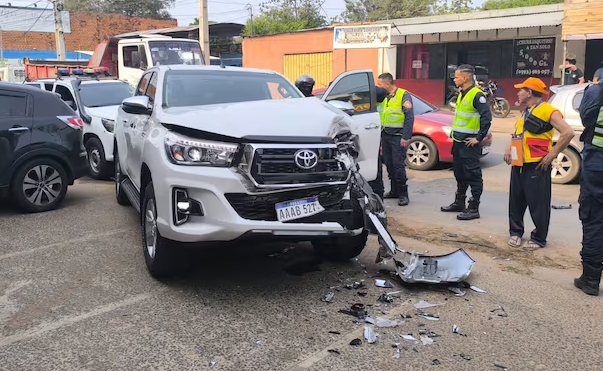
294, 149, 318, 170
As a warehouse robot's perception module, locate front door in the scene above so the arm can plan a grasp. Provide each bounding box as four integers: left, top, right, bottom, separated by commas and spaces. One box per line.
0, 90, 33, 186
320, 70, 381, 181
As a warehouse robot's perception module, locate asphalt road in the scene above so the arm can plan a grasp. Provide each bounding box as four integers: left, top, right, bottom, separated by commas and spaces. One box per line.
0, 134, 601, 371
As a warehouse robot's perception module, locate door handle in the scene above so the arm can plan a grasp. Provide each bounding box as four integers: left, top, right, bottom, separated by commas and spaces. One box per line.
364, 124, 380, 130
8, 127, 30, 132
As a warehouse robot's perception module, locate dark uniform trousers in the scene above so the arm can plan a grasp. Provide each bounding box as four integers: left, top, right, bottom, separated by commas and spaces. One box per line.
451, 141, 482, 199
508, 162, 552, 246
579, 168, 603, 271
382, 131, 408, 186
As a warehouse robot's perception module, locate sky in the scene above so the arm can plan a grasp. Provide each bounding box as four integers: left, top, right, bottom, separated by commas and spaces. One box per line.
8, 0, 486, 29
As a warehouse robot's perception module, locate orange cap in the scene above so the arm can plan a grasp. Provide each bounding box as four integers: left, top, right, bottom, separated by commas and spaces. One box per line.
514, 77, 548, 94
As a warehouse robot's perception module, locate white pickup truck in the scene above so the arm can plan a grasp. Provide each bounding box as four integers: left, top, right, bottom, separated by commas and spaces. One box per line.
113, 65, 382, 279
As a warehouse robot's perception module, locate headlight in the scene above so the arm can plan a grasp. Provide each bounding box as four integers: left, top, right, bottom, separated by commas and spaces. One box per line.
442, 126, 452, 136
164, 131, 238, 166
101, 118, 115, 133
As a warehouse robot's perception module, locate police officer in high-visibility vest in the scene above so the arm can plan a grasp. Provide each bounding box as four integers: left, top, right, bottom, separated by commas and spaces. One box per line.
504, 78, 574, 251
441, 65, 491, 220
368, 86, 389, 199
376, 73, 414, 206
575, 79, 603, 296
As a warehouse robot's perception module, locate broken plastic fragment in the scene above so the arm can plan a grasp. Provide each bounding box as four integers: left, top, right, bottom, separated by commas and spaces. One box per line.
432, 359, 441, 365
453, 324, 460, 334
552, 204, 572, 210
401, 334, 417, 341
375, 279, 394, 288
392, 348, 401, 359
209, 361, 217, 369
378, 293, 395, 303
394, 249, 476, 284
420, 335, 434, 345
417, 314, 440, 321
414, 300, 442, 309
364, 326, 378, 343
448, 287, 466, 296
375, 317, 399, 328
470, 286, 487, 293
365, 317, 376, 324
322, 292, 335, 302
491, 305, 508, 317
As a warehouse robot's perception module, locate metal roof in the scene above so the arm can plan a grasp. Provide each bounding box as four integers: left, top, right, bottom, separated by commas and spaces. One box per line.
381, 4, 563, 36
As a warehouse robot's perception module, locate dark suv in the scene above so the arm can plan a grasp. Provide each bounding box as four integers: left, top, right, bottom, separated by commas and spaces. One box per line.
0, 83, 88, 213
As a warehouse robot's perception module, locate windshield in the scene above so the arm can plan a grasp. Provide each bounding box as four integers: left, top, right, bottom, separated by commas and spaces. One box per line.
149, 41, 203, 66
79, 82, 135, 107
163, 70, 303, 107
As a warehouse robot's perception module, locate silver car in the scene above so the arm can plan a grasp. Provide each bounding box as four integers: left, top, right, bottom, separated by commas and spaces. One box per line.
548, 83, 589, 184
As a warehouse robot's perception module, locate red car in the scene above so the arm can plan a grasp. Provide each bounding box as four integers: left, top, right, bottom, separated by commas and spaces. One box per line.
313, 88, 493, 171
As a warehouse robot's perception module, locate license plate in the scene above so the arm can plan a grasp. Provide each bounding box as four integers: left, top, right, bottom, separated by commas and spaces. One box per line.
275, 197, 325, 222
482, 146, 490, 155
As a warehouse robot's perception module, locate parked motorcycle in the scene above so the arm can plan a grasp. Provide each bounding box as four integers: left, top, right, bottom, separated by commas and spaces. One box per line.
447, 80, 511, 118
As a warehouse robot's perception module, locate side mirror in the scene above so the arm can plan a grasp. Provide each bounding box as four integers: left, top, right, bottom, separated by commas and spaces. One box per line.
328, 100, 356, 116
121, 96, 151, 115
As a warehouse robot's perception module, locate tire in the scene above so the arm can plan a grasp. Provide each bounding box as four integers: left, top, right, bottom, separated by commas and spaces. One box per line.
86, 137, 112, 180
11, 158, 68, 213
312, 189, 368, 262
491, 98, 510, 118
406, 136, 439, 171
551, 147, 581, 185
114, 148, 130, 206
142, 182, 184, 280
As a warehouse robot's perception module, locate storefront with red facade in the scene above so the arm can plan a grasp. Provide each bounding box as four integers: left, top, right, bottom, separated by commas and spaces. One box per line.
376, 4, 580, 106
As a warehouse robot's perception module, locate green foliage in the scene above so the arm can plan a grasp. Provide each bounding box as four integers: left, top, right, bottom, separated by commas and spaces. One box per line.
64, 0, 175, 20
481, 0, 563, 10
242, 0, 329, 36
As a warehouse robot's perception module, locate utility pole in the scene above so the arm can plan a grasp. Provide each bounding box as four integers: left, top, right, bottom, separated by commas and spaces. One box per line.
52, 0, 66, 60
198, 0, 210, 65
246, 3, 253, 36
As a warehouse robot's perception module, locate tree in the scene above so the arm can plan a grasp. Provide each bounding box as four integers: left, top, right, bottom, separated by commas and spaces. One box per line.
433, 0, 475, 15
338, 0, 440, 22
481, 0, 563, 10
190, 18, 219, 25
65, 0, 175, 20
242, 0, 328, 36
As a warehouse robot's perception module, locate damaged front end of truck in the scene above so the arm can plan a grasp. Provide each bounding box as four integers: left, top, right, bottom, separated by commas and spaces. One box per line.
328, 117, 475, 285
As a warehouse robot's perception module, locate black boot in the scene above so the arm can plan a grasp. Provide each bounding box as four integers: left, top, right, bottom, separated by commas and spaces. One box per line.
574, 262, 601, 296
457, 198, 480, 220
398, 184, 409, 206
384, 180, 399, 199
441, 192, 466, 212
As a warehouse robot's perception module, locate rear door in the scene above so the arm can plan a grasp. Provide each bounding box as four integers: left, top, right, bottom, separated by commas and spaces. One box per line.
0, 89, 33, 186
320, 70, 381, 181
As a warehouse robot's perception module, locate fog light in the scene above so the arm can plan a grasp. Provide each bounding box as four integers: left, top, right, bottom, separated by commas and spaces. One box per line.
173, 188, 204, 226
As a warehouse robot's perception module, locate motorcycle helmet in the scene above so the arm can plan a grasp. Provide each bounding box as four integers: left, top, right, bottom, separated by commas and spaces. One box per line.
295, 74, 315, 97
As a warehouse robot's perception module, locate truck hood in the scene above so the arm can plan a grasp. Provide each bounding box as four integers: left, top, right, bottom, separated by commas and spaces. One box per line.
85, 105, 120, 120
158, 98, 352, 139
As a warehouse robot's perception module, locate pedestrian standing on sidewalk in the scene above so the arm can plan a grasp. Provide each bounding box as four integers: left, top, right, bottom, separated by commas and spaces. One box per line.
575, 79, 603, 296
504, 78, 574, 251
376, 73, 414, 206
441, 64, 491, 220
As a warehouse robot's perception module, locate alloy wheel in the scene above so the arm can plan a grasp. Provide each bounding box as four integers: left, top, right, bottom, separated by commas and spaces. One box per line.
22, 165, 63, 206
145, 199, 158, 259
551, 152, 572, 180
407, 141, 431, 166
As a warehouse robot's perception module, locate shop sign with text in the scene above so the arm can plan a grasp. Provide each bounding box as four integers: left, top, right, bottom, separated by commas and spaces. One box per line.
333, 24, 391, 49
512, 37, 556, 78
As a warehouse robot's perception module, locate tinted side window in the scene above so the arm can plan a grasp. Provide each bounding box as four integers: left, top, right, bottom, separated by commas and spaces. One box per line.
136, 73, 152, 96
0, 94, 27, 117
325, 73, 372, 114
122, 46, 139, 68
572, 92, 584, 111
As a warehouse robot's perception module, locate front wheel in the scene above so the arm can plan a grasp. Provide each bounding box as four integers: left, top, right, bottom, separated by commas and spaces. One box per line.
142, 182, 188, 280
86, 137, 112, 180
312, 231, 369, 262
406, 136, 439, 171
114, 148, 130, 206
11, 158, 68, 213
491, 98, 510, 118
551, 148, 581, 184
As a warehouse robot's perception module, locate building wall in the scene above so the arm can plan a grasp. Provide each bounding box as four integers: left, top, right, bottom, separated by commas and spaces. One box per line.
1, 12, 177, 52
242, 28, 380, 87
